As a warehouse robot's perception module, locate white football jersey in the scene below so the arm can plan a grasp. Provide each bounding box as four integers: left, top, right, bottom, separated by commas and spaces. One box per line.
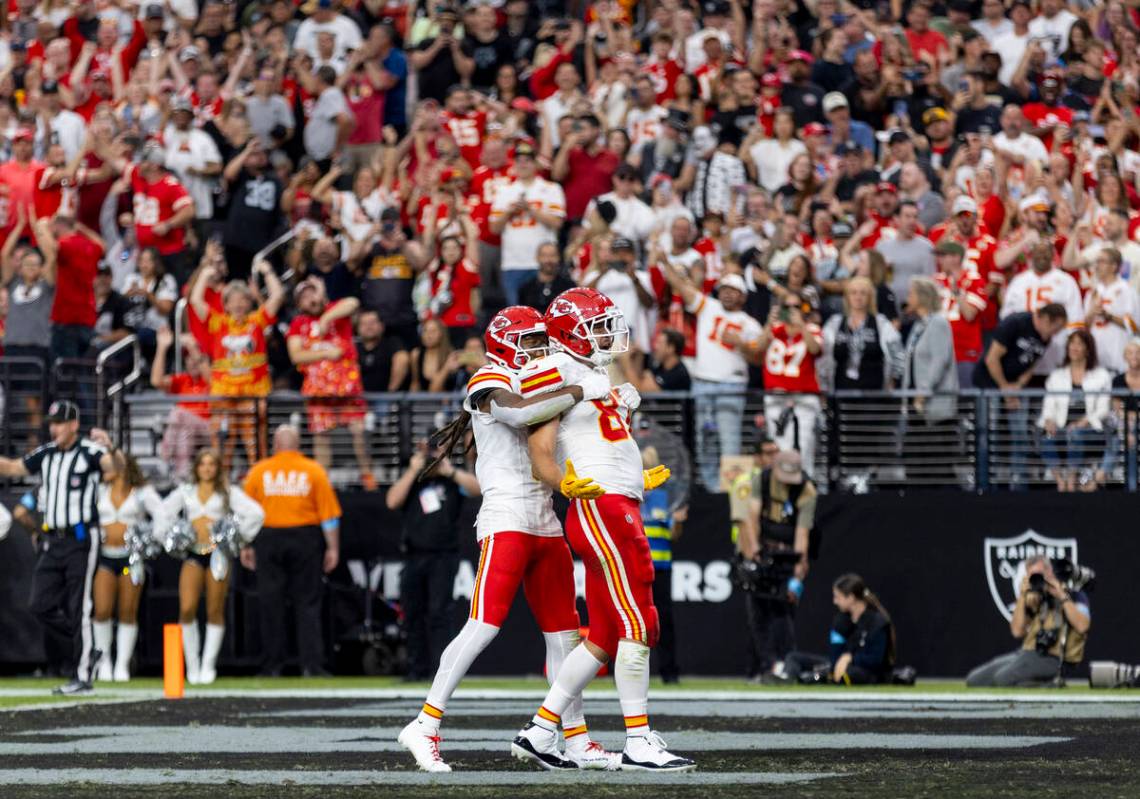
463, 364, 562, 541
518, 353, 644, 501
1001, 268, 1084, 374
489, 177, 566, 270
1085, 277, 1139, 374
687, 294, 763, 384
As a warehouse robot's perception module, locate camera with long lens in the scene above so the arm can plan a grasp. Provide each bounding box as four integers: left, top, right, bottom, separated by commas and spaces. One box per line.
1089, 661, 1140, 689
731, 550, 801, 602
1028, 558, 1096, 598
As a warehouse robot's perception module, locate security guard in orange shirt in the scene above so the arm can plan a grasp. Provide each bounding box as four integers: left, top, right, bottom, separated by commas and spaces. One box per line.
243, 425, 342, 676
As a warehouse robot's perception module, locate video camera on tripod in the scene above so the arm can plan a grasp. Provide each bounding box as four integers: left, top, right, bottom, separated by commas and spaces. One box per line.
731, 550, 801, 602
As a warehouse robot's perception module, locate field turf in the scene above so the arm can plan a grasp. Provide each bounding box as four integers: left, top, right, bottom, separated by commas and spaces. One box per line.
0, 677, 1135, 798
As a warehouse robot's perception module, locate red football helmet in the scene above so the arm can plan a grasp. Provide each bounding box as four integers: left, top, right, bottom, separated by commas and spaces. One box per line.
484, 306, 549, 369
544, 288, 629, 366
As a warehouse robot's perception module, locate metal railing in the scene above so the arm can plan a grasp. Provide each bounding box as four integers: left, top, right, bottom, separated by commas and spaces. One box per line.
8, 375, 1140, 493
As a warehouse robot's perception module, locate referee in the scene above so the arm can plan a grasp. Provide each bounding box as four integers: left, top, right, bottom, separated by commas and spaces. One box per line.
0, 400, 113, 694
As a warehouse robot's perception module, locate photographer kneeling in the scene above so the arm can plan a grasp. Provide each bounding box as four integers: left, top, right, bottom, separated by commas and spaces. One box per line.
967, 555, 1091, 687
782, 574, 896, 685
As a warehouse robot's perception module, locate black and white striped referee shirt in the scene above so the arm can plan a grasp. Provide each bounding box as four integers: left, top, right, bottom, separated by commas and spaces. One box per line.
22, 439, 107, 530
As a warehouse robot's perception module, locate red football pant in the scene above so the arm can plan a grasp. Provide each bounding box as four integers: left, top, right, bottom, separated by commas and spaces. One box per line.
468, 531, 580, 632
566, 495, 659, 659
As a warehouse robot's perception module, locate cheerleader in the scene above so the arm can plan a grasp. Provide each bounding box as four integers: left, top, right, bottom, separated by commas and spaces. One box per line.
161, 449, 264, 684
92, 451, 164, 682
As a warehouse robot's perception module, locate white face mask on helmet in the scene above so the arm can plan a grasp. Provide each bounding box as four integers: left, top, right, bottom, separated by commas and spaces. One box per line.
549, 309, 630, 367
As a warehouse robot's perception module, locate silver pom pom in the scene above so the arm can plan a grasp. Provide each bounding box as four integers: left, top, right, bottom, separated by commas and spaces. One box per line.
209, 548, 230, 582
164, 518, 195, 559
210, 515, 242, 558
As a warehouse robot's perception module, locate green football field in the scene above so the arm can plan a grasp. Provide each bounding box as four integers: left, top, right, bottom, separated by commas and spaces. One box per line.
0, 677, 1137, 797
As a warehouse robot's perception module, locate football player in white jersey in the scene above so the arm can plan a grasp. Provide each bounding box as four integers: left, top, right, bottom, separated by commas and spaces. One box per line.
511, 287, 696, 772
398, 306, 618, 773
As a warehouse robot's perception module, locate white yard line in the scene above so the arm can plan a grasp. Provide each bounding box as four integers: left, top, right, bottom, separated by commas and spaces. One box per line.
1, 687, 1138, 704
0, 768, 841, 786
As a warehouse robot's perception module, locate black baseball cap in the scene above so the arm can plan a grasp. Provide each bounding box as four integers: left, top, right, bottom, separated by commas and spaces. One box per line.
380, 207, 401, 222
611, 237, 635, 252
47, 400, 80, 423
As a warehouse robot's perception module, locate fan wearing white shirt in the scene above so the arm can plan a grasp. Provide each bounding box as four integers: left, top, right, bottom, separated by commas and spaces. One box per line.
624, 76, 669, 150
657, 257, 762, 488
163, 98, 223, 222
743, 109, 807, 194
1027, 0, 1077, 61
1082, 247, 1138, 374
489, 142, 566, 305
992, 106, 1049, 167
293, 0, 363, 60
992, 0, 1033, 86
1002, 240, 1084, 375
37, 81, 85, 161
584, 164, 657, 247
580, 236, 656, 354
972, 0, 1013, 45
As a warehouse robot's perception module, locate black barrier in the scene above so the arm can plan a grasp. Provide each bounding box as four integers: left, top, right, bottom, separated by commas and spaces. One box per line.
3, 489, 1138, 678
806, 492, 1140, 677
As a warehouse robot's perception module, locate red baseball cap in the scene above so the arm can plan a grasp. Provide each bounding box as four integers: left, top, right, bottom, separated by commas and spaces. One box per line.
801, 122, 828, 137
12, 127, 34, 142
761, 72, 782, 88
786, 49, 814, 64
876, 181, 898, 194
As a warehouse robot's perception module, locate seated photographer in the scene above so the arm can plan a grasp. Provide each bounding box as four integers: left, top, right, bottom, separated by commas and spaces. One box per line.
782, 574, 896, 685
739, 450, 815, 681
966, 555, 1091, 687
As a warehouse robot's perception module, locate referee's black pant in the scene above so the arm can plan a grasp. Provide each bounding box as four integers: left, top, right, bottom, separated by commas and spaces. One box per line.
254, 527, 326, 673
28, 530, 99, 682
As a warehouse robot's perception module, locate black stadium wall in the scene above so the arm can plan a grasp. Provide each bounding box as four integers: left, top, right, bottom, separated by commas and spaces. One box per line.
3, 490, 1138, 677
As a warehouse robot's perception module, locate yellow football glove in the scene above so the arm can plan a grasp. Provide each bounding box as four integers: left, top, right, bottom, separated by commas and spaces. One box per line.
560, 459, 606, 500
643, 465, 671, 491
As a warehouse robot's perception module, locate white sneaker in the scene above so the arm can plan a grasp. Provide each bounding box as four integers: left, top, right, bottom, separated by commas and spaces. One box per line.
112, 665, 130, 683
511, 722, 577, 770
198, 667, 217, 685
94, 660, 113, 683
398, 720, 451, 773
565, 736, 621, 770
185, 669, 200, 685
621, 731, 696, 772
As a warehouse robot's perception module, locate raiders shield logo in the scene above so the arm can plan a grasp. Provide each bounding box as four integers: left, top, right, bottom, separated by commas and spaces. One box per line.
983, 529, 1078, 622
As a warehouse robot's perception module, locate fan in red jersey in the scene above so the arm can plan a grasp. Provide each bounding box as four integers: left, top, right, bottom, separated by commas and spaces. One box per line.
440, 86, 487, 170
932, 239, 988, 385
759, 291, 823, 475
930, 196, 1001, 331
102, 143, 196, 283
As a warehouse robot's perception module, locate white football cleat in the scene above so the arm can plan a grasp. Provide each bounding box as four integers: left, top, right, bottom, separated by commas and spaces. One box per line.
511, 722, 577, 770
398, 720, 452, 773
565, 736, 621, 770
112, 664, 130, 683
621, 731, 697, 772
197, 667, 217, 685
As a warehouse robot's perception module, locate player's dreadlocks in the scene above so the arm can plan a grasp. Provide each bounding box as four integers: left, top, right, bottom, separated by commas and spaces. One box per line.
416, 409, 473, 482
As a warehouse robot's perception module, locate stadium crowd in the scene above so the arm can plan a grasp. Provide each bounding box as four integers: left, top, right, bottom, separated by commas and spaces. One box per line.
3, 0, 1140, 491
